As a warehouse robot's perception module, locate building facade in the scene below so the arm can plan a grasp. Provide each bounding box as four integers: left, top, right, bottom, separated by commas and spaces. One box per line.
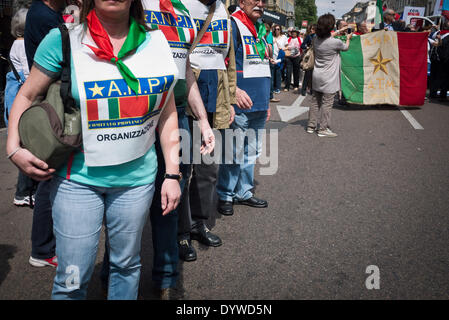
225, 0, 295, 27
384, 0, 438, 16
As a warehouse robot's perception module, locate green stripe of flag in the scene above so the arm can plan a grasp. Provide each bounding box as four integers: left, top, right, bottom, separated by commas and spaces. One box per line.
149, 95, 157, 113
177, 27, 186, 42
151, 24, 159, 30
108, 98, 120, 119
340, 36, 364, 104
212, 31, 219, 44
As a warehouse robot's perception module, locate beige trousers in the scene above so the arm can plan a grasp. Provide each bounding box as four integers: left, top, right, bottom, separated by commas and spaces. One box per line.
307, 91, 336, 130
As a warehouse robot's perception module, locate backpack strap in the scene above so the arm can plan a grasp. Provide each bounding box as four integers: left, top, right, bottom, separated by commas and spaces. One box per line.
58, 24, 76, 114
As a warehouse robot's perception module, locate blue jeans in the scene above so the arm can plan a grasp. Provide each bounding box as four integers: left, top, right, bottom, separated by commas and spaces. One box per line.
101, 107, 190, 290
217, 111, 267, 202
49, 175, 155, 300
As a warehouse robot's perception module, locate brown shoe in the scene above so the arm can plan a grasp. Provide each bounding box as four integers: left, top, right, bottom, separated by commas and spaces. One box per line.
270, 98, 280, 102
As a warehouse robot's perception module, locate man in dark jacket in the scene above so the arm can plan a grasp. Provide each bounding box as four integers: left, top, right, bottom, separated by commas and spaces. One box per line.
374, 9, 405, 32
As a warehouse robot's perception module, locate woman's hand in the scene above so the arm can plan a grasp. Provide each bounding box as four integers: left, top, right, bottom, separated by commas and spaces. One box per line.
9, 148, 55, 181
198, 119, 215, 154
236, 87, 253, 110
266, 107, 271, 122
160, 178, 181, 216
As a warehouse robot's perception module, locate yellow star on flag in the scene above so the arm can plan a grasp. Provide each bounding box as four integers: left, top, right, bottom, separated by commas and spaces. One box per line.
370, 50, 393, 75
89, 83, 105, 97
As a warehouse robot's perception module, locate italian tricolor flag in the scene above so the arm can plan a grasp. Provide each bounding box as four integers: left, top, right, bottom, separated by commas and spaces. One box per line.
87, 92, 168, 122
199, 30, 228, 45
151, 24, 194, 43
340, 30, 428, 106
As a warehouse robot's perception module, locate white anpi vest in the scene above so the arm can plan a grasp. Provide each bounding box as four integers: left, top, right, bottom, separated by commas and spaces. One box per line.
232, 12, 270, 78
184, 0, 230, 70
142, 0, 197, 79
69, 25, 178, 167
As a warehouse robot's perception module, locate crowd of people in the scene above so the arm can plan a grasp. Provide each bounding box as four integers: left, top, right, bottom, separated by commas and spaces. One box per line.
3, 0, 449, 300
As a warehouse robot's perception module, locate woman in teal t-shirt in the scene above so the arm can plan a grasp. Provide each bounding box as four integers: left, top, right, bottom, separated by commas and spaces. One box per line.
6, 0, 181, 300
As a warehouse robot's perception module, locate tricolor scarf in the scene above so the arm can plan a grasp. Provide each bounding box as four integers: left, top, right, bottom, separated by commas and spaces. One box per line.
232, 8, 266, 60
160, 0, 190, 21
85, 10, 147, 94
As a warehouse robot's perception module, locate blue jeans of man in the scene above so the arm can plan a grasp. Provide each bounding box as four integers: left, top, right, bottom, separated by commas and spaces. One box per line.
217, 111, 267, 202
101, 107, 190, 290
49, 175, 155, 300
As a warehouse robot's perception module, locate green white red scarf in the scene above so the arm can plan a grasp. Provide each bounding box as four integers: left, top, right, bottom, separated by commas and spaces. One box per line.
160, 0, 190, 21
85, 9, 147, 94
232, 8, 267, 60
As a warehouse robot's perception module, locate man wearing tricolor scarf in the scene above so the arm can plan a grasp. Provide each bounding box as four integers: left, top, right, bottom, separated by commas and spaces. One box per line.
176, 0, 237, 262
216, 0, 270, 216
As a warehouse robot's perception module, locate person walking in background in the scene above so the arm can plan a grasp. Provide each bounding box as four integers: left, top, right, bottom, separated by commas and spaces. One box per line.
284, 28, 301, 92
23, 0, 65, 269
306, 13, 351, 138
271, 24, 287, 97
300, 24, 316, 96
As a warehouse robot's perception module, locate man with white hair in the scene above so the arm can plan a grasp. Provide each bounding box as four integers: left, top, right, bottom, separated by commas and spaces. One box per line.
374, 8, 404, 31
216, 0, 270, 216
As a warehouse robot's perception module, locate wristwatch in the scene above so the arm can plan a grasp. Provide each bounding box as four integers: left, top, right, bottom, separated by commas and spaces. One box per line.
164, 172, 182, 182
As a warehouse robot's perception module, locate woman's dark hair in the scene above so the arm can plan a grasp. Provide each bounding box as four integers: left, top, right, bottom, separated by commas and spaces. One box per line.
305, 24, 316, 37
316, 14, 335, 38
80, 0, 149, 30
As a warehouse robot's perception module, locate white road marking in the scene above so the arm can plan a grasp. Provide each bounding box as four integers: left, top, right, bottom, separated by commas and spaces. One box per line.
276, 95, 309, 122
0, 128, 7, 132
399, 107, 424, 130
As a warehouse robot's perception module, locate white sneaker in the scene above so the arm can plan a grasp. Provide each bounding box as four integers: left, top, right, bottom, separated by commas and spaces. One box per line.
317, 128, 338, 137
29, 256, 58, 268
13, 196, 30, 206
306, 127, 315, 134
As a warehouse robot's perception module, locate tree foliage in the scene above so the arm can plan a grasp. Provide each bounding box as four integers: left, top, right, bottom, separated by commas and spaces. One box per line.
295, 0, 317, 27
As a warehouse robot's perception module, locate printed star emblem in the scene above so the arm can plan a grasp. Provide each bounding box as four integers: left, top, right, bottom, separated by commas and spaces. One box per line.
370, 50, 393, 75
89, 83, 104, 97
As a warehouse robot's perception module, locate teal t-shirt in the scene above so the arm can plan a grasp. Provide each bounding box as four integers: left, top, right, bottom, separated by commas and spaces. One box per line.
34, 27, 158, 187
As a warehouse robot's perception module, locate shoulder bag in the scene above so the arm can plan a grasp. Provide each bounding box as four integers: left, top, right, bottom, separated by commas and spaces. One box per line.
300, 38, 315, 71
18, 24, 82, 169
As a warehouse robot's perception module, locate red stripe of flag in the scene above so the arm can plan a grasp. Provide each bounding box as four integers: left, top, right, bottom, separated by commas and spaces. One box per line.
245, 45, 251, 55
119, 96, 149, 118
87, 100, 99, 121
397, 32, 427, 106
223, 30, 228, 44
200, 31, 212, 44
158, 91, 169, 109
159, 25, 180, 42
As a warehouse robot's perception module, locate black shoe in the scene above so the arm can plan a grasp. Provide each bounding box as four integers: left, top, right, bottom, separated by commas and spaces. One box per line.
217, 200, 234, 216
191, 224, 222, 247
235, 196, 268, 208
178, 239, 197, 262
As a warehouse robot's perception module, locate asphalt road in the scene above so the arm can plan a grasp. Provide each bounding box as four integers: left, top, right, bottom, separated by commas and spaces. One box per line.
0, 90, 448, 300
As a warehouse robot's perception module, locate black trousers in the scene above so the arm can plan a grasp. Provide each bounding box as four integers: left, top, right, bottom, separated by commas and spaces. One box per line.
429, 59, 448, 98
285, 56, 301, 89
31, 179, 56, 259
177, 115, 218, 239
